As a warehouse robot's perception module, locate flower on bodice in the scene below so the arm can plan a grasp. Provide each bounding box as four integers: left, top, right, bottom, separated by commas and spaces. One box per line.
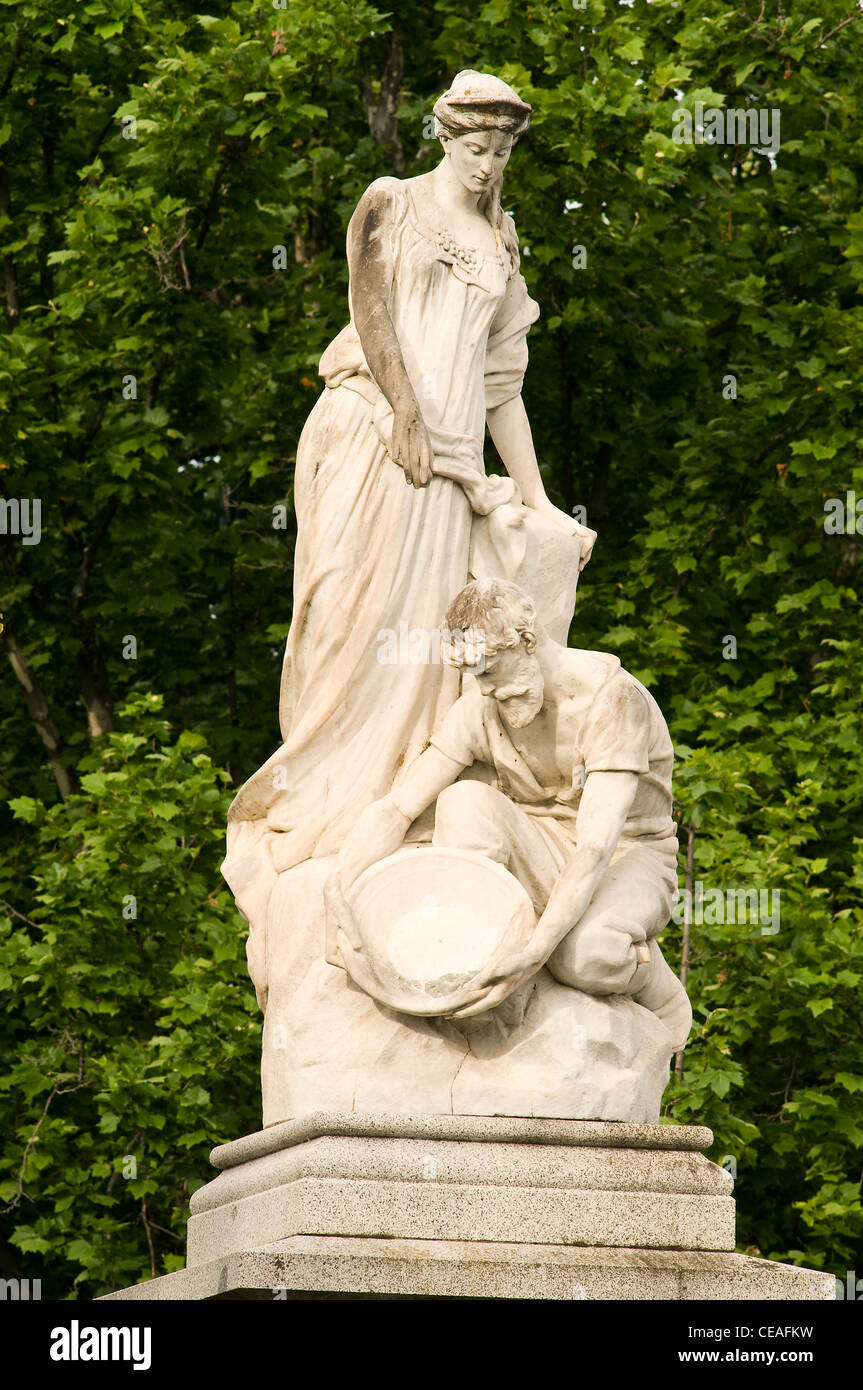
431, 225, 505, 289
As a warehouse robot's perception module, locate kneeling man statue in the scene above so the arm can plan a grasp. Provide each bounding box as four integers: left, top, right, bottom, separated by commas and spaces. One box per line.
331, 578, 690, 1045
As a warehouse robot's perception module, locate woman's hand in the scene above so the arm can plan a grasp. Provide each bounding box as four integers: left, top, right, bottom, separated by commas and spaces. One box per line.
486, 398, 596, 568
530, 495, 597, 571
391, 404, 433, 488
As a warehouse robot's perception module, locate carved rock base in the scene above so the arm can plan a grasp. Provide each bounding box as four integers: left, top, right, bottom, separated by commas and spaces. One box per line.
261, 859, 676, 1126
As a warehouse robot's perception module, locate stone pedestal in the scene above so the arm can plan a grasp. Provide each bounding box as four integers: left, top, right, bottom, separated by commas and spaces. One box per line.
103, 1112, 834, 1301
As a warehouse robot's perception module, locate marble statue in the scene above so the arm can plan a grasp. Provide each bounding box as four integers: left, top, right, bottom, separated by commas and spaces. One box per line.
220, 70, 690, 1127
327, 578, 691, 1050
223, 70, 593, 929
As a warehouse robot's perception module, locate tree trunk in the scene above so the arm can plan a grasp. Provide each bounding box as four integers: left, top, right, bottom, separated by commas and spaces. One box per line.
674, 824, 696, 1078
2, 620, 74, 799
69, 500, 118, 738
73, 620, 115, 738
360, 27, 405, 176
0, 158, 20, 328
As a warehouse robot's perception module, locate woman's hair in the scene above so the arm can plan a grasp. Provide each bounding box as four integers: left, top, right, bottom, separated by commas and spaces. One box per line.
432, 70, 531, 263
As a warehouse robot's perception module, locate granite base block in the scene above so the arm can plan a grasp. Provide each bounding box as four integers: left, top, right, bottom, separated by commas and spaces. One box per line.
102, 1113, 834, 1302
103, 1235, 835, 1302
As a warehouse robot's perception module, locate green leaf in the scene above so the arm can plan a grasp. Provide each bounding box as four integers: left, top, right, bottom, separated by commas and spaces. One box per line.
808, 999, 835, 1018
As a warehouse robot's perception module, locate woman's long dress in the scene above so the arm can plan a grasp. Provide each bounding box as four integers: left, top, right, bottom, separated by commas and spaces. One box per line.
223, 176, 539, 932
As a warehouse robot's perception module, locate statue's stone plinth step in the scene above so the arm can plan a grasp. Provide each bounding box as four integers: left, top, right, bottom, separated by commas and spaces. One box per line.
187, 1173, 736, 1267
192, 1135, 730, 1214
101, 1115, 834, 1302
182, 1115, 736, 1266
102, 1235, 835, 1302
210, 1111, 715, 1168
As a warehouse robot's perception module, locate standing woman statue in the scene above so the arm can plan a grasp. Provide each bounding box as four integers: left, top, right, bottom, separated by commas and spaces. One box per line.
223, 71, 595, 934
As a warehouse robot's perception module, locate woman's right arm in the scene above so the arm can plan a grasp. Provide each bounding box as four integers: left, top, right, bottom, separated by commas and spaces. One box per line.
347, 182, 432, 488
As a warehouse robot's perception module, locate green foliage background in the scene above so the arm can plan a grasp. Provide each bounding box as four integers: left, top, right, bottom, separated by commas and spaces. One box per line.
1, 0, 861, 1297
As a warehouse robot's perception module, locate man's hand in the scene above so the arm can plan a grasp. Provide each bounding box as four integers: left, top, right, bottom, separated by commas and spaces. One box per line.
448, 952, 541, 1018
470, 942, 541, 990
335, 797, 412, 891
391, 404, 433, 488
446, 899, 541, 1018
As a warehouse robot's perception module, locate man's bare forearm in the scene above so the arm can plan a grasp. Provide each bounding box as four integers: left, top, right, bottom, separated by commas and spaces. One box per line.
336, 747, 466, 888
528, 845, 609, 962
336, 796, 412, 888
526, 769, 639, 961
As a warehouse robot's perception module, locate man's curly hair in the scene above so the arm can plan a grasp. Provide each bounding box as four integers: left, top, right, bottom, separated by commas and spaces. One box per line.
441, 579, 537, 667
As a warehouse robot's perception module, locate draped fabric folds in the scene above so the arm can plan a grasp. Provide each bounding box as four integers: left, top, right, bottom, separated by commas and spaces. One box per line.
223, 177, 540, 930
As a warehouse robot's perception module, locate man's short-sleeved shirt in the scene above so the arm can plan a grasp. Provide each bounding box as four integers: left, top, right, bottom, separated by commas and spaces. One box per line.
429, 653, 675, 842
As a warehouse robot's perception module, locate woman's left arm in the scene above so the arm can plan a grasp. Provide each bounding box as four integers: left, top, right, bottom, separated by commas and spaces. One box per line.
486, 395, 597, 568
486, 394, 543, 506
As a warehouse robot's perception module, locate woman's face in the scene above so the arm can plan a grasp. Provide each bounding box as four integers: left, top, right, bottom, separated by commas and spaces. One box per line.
443, 128, 513, 194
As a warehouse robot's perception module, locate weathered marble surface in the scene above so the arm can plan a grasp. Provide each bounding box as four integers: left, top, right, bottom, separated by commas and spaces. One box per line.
260, 858, 678, 1126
